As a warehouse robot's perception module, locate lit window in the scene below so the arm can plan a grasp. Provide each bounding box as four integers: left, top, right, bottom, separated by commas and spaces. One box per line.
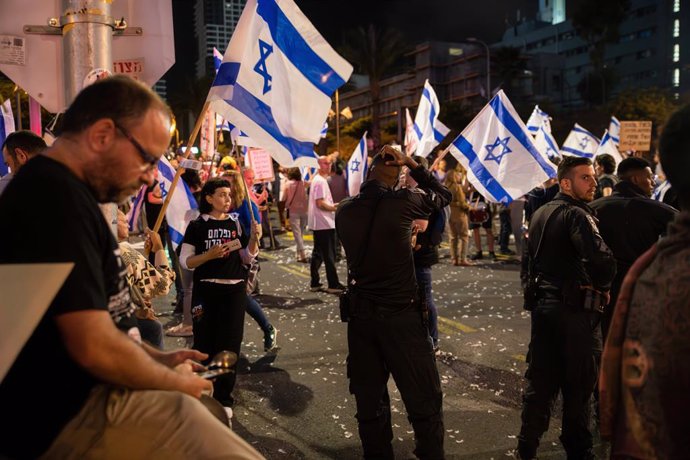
673, 68, 680, 87
674, 44, 680, 62
674, 0, 680, 13
449, 48, 463, 56
674, 19, 680, 38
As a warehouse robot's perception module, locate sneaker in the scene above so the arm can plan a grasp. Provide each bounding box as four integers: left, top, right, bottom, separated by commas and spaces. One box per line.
264, 325, 278, 352
470, 251, 483, 260
223, 406, 233, 429
310, 284, 323, 292
325, 284, 346, 294
165, 323, 193, 337
499, 248, 516, 256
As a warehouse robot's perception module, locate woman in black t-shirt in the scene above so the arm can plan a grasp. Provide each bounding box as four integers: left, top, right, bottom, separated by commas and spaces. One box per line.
179, 178, 260, 407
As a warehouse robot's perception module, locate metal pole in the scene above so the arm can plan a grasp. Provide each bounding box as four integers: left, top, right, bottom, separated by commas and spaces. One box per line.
61, 0, 114, 107
335, 89, 340, 153
467, 38, 491, 101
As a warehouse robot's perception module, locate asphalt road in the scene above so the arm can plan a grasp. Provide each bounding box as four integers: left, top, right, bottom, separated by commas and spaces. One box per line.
157, 229, 607, 459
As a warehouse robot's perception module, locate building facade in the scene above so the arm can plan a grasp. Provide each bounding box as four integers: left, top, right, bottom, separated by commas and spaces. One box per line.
195, 0, 246, 77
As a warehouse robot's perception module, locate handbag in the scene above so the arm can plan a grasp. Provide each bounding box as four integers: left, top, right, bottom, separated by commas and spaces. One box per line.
245, 258, 261, 294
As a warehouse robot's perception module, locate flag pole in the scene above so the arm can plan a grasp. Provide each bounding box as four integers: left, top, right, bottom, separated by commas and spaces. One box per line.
233, 143, 257, 226
147, 100, 211, 255
429, 143, 453, 171
335, 89, 340, 153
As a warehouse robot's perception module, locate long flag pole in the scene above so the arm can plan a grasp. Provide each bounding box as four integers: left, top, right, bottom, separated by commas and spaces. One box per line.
148, 100, 211, 253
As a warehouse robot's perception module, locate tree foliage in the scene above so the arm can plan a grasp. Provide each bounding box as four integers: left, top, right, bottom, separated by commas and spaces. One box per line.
576, 68, 619, 106
608, 87, 679, 132
339, 25, 408, 148
491, 46, 527, 91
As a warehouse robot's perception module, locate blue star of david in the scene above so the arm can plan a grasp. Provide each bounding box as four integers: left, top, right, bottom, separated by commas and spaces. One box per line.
579, 136, 590, 150
350, 158, 361, 173
484, 136, 512, 165
253, 39, 273, 95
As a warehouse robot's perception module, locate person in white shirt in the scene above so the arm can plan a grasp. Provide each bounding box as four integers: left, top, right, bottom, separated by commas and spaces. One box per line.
308, 155, 344, 293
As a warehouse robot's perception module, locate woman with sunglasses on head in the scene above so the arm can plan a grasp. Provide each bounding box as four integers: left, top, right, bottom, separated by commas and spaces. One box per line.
179, 178, 261, 410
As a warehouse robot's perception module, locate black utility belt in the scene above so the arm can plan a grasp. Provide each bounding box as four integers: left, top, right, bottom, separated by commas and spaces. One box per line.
339, 288, 418, 322
524, 278, 605, 313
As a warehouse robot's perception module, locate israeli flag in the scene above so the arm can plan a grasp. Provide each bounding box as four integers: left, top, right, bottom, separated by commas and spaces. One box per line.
156, 156, 199, 249
346, 132, 368, 196
608, 116, 621, 146
208, 0, 352, 168
447, 90, 556, 204
404, 108, 418, 156
0, 100, 16, 176
560, 124, 600, 158
213, 47, 224, 72
300, 165, 317, 182
533, 124, 561, 161
525, 105, 551, 134
595, 130, 624, 165
320, 120, 328, 139
413, 80, 450, 158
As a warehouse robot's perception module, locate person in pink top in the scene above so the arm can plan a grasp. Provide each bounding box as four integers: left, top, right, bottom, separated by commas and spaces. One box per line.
285, 167, 309, 263
308, 156, 344, 294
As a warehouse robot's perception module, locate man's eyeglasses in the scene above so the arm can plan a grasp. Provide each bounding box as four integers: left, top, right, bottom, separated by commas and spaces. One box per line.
114, 122, 160, 172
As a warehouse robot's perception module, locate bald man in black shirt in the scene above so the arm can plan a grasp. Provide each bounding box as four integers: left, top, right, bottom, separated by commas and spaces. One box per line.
336, 146, 451, 459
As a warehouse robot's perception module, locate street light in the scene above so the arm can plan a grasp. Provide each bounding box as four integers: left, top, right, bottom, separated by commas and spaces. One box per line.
467, 37, 491, 101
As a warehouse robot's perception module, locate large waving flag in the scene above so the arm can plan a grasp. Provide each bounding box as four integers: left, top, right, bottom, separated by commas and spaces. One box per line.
404, 108, 418, 156
208, 0, 352, 168
525, 105, 551, 134
447, 90, 556, 204
346, 132, 368, 196
608, 116, 621, 146
533, 124, 561, 161
595, 130, 624, 165
560, 124, 599, 158
156, 156, 199, 249
413, 80, 450, 158
0, 100, 16, 176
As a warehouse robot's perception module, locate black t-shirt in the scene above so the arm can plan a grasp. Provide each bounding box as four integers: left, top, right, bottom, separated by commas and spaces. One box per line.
335, 166, 452, 307
183, 214, 249, 285
0, 156, 133, 459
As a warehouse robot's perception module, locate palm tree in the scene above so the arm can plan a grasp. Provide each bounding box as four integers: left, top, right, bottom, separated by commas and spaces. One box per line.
339, 25, 407, 147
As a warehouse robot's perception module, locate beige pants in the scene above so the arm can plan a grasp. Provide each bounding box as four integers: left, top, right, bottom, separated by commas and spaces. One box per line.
448, 209, 470, 261
40, 385, 264, 460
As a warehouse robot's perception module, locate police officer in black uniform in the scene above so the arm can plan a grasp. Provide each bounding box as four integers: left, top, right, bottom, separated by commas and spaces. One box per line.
516, 156, 616, 460
336, 145, 451, 460
590, 157, 678, 340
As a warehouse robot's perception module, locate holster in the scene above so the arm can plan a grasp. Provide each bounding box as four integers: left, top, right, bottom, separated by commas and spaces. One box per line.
562, 281, 605, 313
523, 274, 541, 311
339, 288, 355, 322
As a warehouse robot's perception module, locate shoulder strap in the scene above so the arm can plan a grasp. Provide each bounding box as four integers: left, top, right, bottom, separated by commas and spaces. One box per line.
530, 203, 565, 271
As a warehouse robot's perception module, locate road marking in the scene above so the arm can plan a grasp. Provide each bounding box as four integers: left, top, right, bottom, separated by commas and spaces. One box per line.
285, 231, 313, 242
512, 354, 526, 362
437, 316, 477, 333
277, 265, 310, 279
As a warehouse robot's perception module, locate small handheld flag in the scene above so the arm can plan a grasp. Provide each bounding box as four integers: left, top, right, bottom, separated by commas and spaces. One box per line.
413, 80, 449, 158
560, 124, 600, 158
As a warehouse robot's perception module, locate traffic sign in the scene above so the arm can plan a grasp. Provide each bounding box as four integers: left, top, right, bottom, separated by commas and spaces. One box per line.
0, 0, 174, 113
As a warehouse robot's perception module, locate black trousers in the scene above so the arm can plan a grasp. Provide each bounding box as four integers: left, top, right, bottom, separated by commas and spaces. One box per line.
192, 282, 247, 407
518, 301, 602, 459
310, 228, 340, 288
347, 302, 444, 459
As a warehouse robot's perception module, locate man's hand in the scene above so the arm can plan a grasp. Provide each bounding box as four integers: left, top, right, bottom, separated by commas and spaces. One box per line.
381, 145, 418, 170
156, 349, 208, 369
174, 364, 214, 398
250, 222, 262, 240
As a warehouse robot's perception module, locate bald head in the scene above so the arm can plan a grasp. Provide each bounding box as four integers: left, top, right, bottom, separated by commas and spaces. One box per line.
367, 147, 402, 188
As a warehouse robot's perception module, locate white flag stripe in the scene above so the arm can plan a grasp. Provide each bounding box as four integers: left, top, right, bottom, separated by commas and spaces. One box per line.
404, 108, 418, 156
560, 123, 600, 158
448, 91, 556, 204
157, 157, 199, 248
346, 132, 368, 196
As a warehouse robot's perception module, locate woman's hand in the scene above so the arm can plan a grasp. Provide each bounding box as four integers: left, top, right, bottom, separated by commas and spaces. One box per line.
207, 244, 230, 259
144, 229, 165, 253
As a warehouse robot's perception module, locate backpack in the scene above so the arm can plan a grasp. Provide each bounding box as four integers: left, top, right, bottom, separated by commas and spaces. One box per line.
428, 206, 449, 247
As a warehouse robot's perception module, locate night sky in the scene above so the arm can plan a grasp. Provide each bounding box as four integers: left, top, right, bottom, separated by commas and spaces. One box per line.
296, 0, 540, 47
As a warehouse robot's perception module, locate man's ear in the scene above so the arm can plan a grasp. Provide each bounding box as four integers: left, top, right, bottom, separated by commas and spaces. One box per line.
14, 148, 29, 165
86, 118, 117, 153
